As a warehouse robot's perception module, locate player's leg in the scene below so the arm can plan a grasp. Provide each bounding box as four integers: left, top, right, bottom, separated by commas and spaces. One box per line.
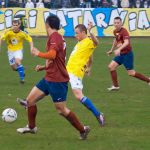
69, 74, 104, 126
108, 57, 121, 91
17, 79, 48, 134
49, 81, 90, 139
127, 70, 150, 83
123, 51, 150, 84
73, 88, 104, 126
14, 50, 25, 83
7, 51, 18, 71
17, 87, 45, 133
54, 102, 90, 139
26, 86, 46, 129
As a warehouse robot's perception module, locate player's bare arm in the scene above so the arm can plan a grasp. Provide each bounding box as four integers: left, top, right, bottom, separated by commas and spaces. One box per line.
29, 42, 34, 53
85, 55, 93, 76
107, 38, 117, 56
114, 39, 129, 56
87, 22, 99, 46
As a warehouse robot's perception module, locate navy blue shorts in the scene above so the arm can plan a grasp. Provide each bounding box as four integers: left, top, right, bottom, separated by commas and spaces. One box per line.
113, 51, 134, 70
36, 79, 68, 103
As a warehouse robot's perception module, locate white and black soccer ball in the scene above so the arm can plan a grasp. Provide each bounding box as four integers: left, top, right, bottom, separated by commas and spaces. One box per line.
2, 108, 17, 123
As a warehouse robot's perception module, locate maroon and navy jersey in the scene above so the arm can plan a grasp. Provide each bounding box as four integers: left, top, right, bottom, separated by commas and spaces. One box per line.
114, 27, 132, 54
44, 32, 69, 82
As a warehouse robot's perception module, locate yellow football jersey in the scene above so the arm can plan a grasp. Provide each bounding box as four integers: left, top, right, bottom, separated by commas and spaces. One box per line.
0, 29, 32, 52
67, 37, 96, 79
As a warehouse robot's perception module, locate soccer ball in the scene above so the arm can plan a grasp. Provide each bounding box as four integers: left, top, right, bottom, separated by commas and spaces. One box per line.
2, 108, 17, 123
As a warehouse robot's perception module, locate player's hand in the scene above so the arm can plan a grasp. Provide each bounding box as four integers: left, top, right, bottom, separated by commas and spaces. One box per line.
85, 66, 91, 76
35, 65, 45, 72
87, 21, 93, 32
31, 47, 40, 56
107, 50, 113, 56
114, 49, 120, 56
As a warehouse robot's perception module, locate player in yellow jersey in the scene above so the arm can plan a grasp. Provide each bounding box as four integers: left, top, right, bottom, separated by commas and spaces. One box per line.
67, 23, 104, 126
0, 18, 33, 83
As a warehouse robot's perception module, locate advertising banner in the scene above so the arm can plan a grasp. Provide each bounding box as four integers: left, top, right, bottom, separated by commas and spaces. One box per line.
0, 8, 150, 36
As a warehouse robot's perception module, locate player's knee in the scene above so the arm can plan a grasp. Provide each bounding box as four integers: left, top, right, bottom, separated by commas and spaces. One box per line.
108, 64, 114, 71
73, 90, 83, 100
108, 64, 111, 70
128, 71, 135, 76
27, 101, 35, 107
75, 94, 82, 100
55, 105, 64, 113
56, 106, 69, 116
16, 62, 21, 66
15, 59, 21, 66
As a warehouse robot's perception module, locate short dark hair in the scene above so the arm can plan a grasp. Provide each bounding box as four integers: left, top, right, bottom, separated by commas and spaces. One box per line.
114, 17, 122, 21
75, 24, 87, 34
46, 15, 60, 30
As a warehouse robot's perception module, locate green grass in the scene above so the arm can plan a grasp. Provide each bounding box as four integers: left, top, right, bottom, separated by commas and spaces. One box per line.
0, 37, 150, 150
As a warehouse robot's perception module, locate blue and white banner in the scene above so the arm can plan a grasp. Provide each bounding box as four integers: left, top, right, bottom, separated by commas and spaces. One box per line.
0, 8, 150, 36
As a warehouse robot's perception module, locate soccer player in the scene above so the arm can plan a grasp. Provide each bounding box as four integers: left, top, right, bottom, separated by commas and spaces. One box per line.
66, 23, 104, 126
107, 17, 150, 91
17, 15, 90, 140
14, 14, 28, 32
0, 18, 33, 83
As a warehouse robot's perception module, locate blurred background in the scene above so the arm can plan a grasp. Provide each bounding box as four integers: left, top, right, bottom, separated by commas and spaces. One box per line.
0, 0, 150, 9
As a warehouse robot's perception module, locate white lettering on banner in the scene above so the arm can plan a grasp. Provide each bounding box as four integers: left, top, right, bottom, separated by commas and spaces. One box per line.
68, 10, 82, 28
83, 11, 95, 27
14, 10, 26, 17
109, 9, 127, 25
96, 13, 107, 28
118, 9, 128, 24
0, 8, 150, 36
43, 11, 50, 22
137, 11, 150, 30
0, 22, 4, 30
5, 9, 13, 28
57, 10, 67, 27
28, 10, 37, 28
0, 9, 38, 30
109, 9, 119, 25
129, 12, 137, 31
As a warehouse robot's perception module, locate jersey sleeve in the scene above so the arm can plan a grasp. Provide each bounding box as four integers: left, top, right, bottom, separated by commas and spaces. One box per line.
48, 35, 59, 52
88, 38, 96, 49
23, 32, 32, 42
122, 29, 130, 40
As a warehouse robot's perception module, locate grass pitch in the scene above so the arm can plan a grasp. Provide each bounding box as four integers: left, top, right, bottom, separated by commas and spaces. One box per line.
0, 37, 150, 150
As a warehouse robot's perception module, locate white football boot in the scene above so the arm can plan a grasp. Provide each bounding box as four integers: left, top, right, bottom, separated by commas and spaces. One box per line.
107, 85, 120, 91
17, 125, 37, 134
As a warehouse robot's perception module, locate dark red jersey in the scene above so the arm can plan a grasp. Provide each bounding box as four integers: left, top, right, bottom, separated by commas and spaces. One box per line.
114, 27, 132, 54
44, 32, 69, 82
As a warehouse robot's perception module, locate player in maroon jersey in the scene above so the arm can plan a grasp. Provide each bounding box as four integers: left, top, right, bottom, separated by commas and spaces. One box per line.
16, 15, 90, 140
107, 17, 150, 91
